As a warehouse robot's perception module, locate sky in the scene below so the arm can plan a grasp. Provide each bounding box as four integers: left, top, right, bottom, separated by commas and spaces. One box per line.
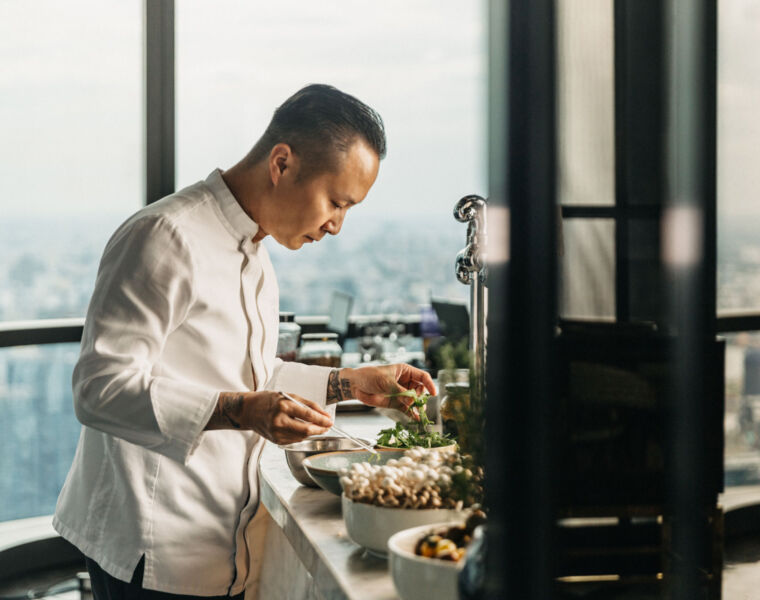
0, 0, 488, 218
0, 1, 758, 218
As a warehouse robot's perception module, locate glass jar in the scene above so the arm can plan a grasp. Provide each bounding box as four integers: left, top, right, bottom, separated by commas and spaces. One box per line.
440, 381, 471, 448
436, 367, 471, 391
426, 368, 469, 427
276, 312, 301, 362
296, 332, 342, 368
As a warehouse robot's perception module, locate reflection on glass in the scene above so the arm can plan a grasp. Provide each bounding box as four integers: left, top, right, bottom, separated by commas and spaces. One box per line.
0, 344, 81, 522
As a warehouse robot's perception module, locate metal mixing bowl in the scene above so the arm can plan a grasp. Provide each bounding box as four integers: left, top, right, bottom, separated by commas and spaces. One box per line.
280, 436, 371, 487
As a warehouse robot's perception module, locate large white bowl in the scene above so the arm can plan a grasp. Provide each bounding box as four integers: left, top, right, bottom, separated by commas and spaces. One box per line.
341, 494, 464, 557
388, 522, 464, 600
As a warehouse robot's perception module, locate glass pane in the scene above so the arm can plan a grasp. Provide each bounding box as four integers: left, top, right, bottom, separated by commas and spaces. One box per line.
560, 219, 615, 319
724, 332, 760, 490
556, 0, 615, 206
0, 1, 142, 321
717, 0, 760, 314
176, 0, 486, 314
0, 344, 81, 521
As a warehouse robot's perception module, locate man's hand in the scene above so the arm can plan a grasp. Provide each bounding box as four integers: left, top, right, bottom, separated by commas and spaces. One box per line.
327, 364, 437, 417
205, 391, 333, 444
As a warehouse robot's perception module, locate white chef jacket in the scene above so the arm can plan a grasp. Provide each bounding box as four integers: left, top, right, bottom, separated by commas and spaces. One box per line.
53, 169, 333, 596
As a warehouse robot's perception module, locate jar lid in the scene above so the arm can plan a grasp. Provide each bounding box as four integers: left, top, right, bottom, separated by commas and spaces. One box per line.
279, 312, 295, 322
301, 332, 339, 341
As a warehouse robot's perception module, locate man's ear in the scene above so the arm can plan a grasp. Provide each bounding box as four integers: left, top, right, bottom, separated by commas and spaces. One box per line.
268, 143, 292, 186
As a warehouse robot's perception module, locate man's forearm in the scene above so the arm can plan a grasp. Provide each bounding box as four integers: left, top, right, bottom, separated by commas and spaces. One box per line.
205, 392, 245, 430
326, 369, 354, 405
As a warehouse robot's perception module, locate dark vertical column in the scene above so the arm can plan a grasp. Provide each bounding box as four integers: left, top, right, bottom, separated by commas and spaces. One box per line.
614, 0, 666, 325
145, 0, 175, 205
663, 0, 718, 597
485, 0, 557, 597
484, 3, 509, 598
614, 0, 631, 323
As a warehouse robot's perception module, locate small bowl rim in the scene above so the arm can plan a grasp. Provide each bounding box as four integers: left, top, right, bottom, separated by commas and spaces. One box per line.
303, 448, 405, 477
279, 436, 371, 452
387, 521, 466, 570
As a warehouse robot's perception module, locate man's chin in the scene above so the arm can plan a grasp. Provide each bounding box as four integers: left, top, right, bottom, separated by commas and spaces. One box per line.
270, 234, 302, 250
283, 238, 304, 251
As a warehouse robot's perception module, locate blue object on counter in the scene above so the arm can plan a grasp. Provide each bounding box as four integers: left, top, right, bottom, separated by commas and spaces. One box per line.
458, 524, 487, 600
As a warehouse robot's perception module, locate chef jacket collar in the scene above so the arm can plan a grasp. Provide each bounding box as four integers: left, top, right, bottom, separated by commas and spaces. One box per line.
205, 168, 260, 243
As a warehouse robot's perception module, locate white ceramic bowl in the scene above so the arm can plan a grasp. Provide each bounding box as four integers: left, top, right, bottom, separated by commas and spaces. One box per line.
341, 494, 464, 557
387, 522, 464, 600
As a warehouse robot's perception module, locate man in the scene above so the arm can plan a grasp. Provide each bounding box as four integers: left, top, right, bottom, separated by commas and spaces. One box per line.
54, 84, 435, 599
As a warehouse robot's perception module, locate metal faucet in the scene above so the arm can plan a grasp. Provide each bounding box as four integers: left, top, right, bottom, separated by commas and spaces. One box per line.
454, 194, 488, 400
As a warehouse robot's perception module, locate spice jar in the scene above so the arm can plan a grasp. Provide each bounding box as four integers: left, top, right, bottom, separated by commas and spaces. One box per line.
296, 332, 342, 368
276, 312, 301, 362
440, 382, 470, 449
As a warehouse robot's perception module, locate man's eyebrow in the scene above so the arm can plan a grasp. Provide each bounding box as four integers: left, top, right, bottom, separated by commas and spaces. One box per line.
340, 195, 357, 206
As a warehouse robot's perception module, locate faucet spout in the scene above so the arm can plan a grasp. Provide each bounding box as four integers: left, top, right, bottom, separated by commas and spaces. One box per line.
453, 194, 488, 413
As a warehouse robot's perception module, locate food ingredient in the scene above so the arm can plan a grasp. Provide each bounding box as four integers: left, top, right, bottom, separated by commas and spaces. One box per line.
339, 448, 484, 509
414, 509, 487, 562
376, 390, 454, 449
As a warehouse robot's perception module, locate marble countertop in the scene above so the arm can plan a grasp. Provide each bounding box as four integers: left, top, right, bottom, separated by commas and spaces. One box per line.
258, 407, 760, 600
258, 409, 400, 600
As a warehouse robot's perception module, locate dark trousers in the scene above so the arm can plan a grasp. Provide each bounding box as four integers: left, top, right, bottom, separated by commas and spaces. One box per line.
85, 556, 245, 600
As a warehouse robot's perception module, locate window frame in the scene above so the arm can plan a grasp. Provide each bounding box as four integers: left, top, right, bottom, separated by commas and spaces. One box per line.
559, 0, 752, 337
1, 0, 173, 346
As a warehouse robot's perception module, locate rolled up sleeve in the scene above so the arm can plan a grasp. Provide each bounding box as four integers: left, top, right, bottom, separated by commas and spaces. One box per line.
73, 215, 218, 464
266, 359, 334, 410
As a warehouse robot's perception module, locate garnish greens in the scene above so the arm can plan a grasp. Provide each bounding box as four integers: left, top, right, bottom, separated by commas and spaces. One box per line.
376, 390, 455, 449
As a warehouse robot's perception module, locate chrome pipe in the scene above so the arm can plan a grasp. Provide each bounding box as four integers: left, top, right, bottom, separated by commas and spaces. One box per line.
454, 195, 488, 397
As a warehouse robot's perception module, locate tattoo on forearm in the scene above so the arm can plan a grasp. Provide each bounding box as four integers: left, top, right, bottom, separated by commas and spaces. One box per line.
340, 378, 352, 400
206, 392, 245, 430
326, 370, 341, 405
326, 370, 355, 405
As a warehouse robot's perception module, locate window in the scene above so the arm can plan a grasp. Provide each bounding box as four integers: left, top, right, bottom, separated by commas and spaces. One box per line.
557, 0, 760, 491
557, 0, 616, 320
175, 0, 487, 315
718, 0, 760, 485
0, 344, 81, 521
0, 1, 142, 522
0, 1, 488, 523
0, 1, 142, 322
717, 0, 760, 316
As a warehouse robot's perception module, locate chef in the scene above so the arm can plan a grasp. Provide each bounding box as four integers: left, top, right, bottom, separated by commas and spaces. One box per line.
53, 84, 435, 600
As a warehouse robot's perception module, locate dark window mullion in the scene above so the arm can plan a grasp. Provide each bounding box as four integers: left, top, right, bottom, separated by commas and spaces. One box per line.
560, 205, 661, 219
614, 0, 630, 322
145, 0, 175, 205
716, 315, 760, 333
0, 319, 84, 348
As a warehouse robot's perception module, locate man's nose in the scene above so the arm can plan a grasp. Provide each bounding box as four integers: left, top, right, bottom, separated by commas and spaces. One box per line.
324, 214, 344, 235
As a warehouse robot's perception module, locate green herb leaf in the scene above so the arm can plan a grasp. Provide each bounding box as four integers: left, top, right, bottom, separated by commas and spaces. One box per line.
376, 390, 455, 449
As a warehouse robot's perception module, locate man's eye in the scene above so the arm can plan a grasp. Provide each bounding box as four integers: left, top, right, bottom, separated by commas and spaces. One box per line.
332, 201, 343, 209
